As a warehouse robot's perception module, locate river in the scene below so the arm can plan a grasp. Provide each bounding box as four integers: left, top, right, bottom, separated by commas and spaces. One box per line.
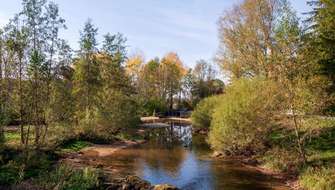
98, 122, 289, 190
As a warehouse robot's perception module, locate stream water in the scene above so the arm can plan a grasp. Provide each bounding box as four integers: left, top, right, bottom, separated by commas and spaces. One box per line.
100, 122, 289, 190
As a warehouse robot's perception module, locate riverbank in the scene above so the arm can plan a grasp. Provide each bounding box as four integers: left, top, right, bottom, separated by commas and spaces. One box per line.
59, 139, 180, 190
211, 153, 296, 189
1, 122, 297, 189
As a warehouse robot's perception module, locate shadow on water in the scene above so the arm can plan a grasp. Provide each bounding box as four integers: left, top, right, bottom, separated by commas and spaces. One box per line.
101, 122, 289, 190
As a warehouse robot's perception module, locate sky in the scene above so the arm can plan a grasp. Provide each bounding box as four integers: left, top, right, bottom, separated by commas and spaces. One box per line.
0, 0, 311, 68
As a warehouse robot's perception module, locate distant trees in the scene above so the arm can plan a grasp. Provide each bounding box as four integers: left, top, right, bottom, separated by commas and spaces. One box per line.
127, 52, 188, 115
188, 60, 224, 106
126, 52, 223, 115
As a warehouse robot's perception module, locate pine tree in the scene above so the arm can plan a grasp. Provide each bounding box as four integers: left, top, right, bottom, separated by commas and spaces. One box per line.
307, 0, 335, 93
73, 20, 100, 126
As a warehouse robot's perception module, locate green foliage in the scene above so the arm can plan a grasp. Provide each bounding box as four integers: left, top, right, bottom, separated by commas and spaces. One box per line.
0, 160, 25, 185
141, 98, 167, 116
307, 0, 335, 91
0, 151, 56, 185
300, 166, 335, 190
60, 140, 91, 153
191, 95, 221, 129
36, 164, 100, 190
5, 132, 21, 142
208, 78, 284, 154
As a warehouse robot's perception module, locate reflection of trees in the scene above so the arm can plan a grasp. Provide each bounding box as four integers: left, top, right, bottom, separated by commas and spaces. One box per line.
191, 134, 211, 157
139, 147, 187, 176
140, 123, 192, 175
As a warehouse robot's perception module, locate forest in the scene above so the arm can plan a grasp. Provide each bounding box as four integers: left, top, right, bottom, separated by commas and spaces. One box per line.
0, 0, 334, 190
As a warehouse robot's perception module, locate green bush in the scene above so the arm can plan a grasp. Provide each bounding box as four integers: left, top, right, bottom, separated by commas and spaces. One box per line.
299, 167, 335, 190
191, 95, 221, 129
208, 78, 284, 155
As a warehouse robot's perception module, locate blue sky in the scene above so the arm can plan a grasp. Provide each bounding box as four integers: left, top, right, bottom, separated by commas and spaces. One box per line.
0, 0, 311, 67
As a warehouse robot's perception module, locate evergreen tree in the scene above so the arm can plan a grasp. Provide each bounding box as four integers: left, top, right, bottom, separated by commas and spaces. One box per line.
73, 20, 100, 126
307, 0, 335, 95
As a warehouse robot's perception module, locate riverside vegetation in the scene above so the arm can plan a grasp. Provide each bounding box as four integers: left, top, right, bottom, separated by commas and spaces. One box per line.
192, 0, 335, 189
0, 0, 334, 190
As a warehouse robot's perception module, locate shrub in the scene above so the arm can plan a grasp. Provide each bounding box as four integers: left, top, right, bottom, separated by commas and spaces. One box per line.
208, 78, 284, 155
191, 95, 221, 129
299, 167, 335, 190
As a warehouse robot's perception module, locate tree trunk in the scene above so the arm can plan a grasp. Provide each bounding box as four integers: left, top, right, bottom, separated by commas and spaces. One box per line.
291, 105, 307, 164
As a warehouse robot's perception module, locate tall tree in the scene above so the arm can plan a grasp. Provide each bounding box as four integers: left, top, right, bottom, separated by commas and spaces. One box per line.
21, 0, 49, 147
3, 15, 29, 144
43, 1, 66, 141
160, 52, 186, 110
73, 20, 100, 126
306, 0, 335, 103
217, 0, 288, 78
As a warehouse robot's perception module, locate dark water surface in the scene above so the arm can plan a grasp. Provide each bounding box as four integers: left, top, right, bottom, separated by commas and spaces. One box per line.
101, 123, 289, 190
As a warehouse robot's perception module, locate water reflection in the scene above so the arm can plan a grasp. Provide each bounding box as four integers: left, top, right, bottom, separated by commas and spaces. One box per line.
102, 122, 288, 190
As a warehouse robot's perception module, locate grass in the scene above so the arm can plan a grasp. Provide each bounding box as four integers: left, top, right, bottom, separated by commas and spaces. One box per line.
5, 132, 21, 142
299, 166, 335, 190
35, 164, 101, 190
261, 119, 335, 190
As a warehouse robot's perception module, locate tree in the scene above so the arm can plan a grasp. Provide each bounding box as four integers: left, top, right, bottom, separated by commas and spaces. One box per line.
125, 53, 144, 85
217, 0, 288, 78
138, 58, 164, 114
306, 0, 335, 110
21, 0, 50, 147
43, 1, 66, 141
73, 20, 100, 126
102, 33, 127, 61
190, 60, 223, 105
160, 52, 186, 110
0, 28, 4, 142
49, 40, 74, 123
3, 15, 29, 145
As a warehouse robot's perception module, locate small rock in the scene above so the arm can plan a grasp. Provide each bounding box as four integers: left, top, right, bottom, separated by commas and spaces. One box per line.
212, 151, 223, 158
152, 184, 179, 190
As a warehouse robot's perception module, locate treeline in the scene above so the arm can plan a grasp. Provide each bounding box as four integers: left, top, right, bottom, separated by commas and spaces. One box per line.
192, 0, 335, 189
0, 0, 139, 146
0, 0, 224, 148
126, 55, 224, 115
